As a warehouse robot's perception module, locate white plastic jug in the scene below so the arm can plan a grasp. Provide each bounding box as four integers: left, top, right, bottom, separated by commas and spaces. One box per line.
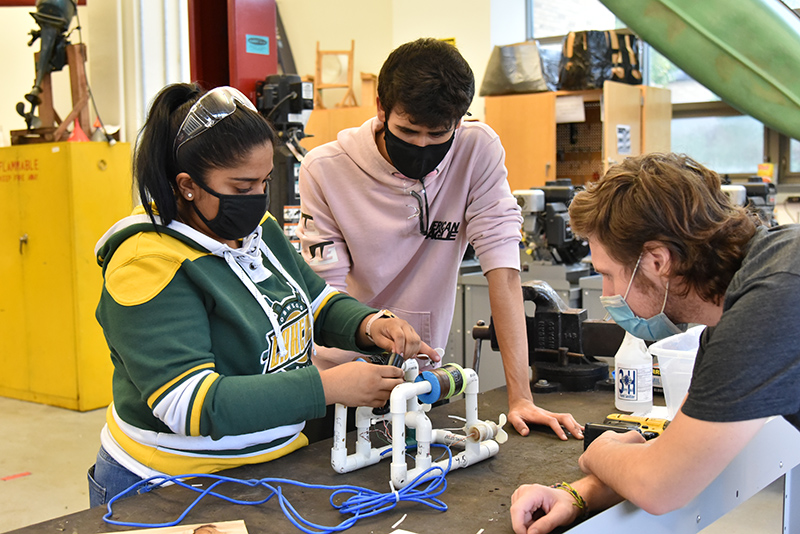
614, 331, 653, 415
648, 325, 706, 419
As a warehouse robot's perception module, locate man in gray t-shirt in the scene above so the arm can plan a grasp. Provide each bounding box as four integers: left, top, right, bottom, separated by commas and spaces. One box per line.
509, 153, 800, 534
684, 224, 800, 430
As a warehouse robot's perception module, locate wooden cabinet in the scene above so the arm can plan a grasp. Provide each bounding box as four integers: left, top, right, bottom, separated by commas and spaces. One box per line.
0, 142, 132, 411
485, 81, 671, 190
299, 106, 376, 153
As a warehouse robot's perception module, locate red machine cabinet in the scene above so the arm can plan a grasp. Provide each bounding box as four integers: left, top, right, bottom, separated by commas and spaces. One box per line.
188, 0, 278, 101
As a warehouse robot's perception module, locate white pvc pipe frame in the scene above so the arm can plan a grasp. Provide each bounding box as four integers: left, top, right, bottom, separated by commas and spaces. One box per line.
330, 359, 502, 488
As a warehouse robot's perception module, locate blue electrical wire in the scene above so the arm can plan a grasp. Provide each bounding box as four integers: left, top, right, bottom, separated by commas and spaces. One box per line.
103, 444, 453, 533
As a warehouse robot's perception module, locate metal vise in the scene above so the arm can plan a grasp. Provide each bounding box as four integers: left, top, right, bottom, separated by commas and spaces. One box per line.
473, 280, 625, 392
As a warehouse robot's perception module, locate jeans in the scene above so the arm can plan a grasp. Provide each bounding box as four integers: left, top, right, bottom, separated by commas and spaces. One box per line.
87, 446, 149, 508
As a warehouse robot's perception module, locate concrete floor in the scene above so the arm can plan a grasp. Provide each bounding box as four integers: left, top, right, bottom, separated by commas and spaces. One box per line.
1, 396, 105, 532
0, 395, 787, 533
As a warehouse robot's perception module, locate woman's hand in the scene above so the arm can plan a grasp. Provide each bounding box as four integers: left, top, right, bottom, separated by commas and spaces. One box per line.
510, 483, 582, 534
358, 313, 440, 363
319, 361, 405, 407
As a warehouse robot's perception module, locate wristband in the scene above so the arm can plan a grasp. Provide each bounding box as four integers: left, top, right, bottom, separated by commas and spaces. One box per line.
365, 309, 396, 343
551, 482, 588, 519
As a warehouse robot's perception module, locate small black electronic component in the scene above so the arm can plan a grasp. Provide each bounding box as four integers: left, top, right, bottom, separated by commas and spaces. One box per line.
372, 352, 405, 415
583, 413, 670, 450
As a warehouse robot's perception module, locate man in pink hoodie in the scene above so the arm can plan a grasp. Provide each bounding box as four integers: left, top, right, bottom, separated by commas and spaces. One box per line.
297, 38, 582, 439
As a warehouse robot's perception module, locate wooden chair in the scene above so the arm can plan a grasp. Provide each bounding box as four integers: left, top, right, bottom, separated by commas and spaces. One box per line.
360, 72, 377, 108
314, 40, 357, 109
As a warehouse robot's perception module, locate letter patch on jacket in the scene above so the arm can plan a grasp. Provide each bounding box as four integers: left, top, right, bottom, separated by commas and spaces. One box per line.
426, 221, 460, 241
308, 240, 338, 265
260, 300, 312, 373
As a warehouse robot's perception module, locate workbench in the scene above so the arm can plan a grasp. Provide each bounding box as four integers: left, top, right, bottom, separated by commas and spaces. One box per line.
9, 388, 800, 534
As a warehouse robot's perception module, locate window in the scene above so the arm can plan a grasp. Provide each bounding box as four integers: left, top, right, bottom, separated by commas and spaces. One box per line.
646, 47, 719, 104
527, 0, 800, 183
791, 139, 800, 174
531, 0, 619, 38
774, 4, 800, 182
645, 46, 764, 177
672, 116, 764, 175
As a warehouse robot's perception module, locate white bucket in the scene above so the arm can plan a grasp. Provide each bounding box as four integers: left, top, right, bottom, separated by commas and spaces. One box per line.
648, 325, 705, 420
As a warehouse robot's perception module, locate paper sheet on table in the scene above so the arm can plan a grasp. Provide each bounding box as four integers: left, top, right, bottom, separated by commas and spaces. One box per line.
100, 520, 248, 534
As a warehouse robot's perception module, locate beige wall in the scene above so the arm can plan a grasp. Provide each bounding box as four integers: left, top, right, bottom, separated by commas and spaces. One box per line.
391, 0, 492, 120
275, 0, 392, 112
1, 0, 523, 146
0, 5, 90, 146
277, 0, 500, 120
0, 1, 187, 147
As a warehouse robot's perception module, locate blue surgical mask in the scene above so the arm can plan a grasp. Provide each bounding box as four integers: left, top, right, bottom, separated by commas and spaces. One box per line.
599, 254, 683, 341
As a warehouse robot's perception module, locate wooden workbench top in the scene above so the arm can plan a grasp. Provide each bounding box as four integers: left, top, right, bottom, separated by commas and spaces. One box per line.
11, 388, 617, 534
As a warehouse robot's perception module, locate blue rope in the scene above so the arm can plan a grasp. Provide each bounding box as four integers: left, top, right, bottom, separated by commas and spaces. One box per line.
103, 444, 453, 533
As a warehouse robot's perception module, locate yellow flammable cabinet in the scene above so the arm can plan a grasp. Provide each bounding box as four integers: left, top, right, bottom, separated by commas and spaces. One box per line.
0, 141, 132, 411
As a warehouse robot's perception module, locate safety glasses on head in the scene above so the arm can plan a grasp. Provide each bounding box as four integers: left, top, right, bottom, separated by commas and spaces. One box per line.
173, 86, 257, 157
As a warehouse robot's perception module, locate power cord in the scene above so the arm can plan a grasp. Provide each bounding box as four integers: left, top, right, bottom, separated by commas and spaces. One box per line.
103, 444, 452, 533
70, 1, 116, 145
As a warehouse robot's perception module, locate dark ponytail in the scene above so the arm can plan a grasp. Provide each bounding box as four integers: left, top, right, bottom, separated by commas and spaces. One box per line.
134, 83, 201, 226
134, 83, 275, 227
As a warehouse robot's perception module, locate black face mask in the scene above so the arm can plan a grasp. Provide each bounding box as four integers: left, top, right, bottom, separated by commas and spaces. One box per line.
383, 122, 455, 180
191, 180, 269, 241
